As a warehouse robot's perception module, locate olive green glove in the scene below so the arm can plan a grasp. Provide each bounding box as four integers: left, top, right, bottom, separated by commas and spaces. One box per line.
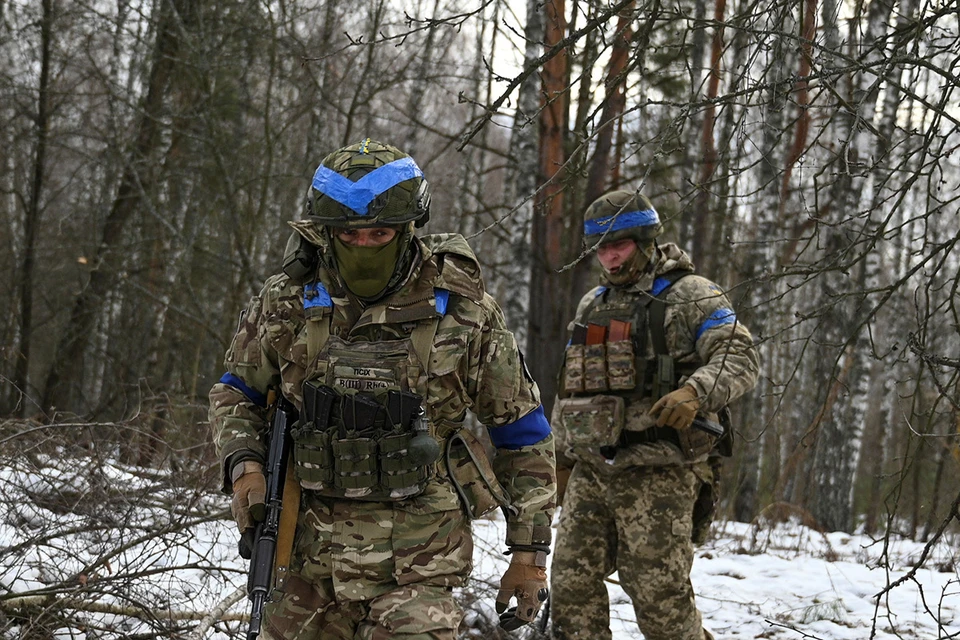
496, 550, 549, 630
230, 461, 266, 533
649, 385, 701, 430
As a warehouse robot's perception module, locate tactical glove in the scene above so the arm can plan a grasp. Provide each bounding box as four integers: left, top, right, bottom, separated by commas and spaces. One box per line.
649, 385, 700, 431
496, 550, 549, 630
231, 460, 266, 533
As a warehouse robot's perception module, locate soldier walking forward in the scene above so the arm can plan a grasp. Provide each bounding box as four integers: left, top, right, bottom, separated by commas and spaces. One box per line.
550, 190, 759, 640
210, 139, 556, 639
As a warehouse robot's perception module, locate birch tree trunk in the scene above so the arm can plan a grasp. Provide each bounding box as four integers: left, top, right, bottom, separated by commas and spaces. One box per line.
502, 0, 545, 349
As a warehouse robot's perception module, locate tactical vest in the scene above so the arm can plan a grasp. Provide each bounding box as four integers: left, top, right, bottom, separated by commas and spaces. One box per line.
289, 235, 484, 502
561, 269, 698, 401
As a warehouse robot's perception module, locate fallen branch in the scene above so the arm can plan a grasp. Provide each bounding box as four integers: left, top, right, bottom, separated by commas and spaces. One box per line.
1, 594, 248, 623
189, 585, 248, 639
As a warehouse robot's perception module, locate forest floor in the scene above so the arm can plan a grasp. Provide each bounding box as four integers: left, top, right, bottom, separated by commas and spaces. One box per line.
1, 453, 958, 639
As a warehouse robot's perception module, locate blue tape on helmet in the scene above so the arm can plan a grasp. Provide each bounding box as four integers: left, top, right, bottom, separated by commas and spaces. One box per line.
303, 282, 333, 309
312, 157, 424, 215
696, 308, 737, 341
219, 372, 267, 408
488, 405, 552, 450
583, 208, 660, 236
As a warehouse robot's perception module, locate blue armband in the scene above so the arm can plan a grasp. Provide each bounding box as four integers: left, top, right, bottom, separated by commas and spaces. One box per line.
219, 372, 267, 408
488, 405, 552, 450
696, 308, 737, 341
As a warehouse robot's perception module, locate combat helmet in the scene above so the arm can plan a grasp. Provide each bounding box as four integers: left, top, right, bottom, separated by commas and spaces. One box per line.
301, 139, 431, 301
582, 190, 662, 247
307, 138, 431, 228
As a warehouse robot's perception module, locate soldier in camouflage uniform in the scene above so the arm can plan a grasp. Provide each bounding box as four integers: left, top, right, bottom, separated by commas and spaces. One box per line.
549, 190, 759, 640
209, 139, 556, 639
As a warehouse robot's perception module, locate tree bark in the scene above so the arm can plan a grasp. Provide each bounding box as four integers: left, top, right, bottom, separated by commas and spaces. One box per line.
502, 0, 545, 349
527, 0, 570, 414
690, 0, 725, 271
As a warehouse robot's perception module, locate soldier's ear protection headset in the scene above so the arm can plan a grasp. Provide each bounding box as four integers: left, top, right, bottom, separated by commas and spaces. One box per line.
282, 231, 320, 282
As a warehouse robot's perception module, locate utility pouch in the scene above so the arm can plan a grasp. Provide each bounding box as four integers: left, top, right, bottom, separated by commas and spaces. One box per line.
446, 429, 510, 519
676, 419, 717, 460
583, 344, 609, 392
563, 344, 586, 393
606, 340, 636, 390
557, 395, 625, 448
651, 354, 675, 399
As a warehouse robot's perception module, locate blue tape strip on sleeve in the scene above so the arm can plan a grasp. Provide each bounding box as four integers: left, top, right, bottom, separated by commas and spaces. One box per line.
219, 372, 267, 408
304, 282, 333, 309
594, 286, 607, 298
696, 308, 737, 341
311, 157, 424, 215
488, 405, 552, 450
583, 208, 660, 236
651, 277, 671, 296
434, 288, 449, 315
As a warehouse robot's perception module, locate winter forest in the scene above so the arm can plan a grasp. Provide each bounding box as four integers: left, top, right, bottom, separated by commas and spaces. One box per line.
1, 0, 959, 637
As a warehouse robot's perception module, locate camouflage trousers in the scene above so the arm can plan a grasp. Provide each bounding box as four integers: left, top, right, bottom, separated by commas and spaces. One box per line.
550, 461, 713, 640
261, 576, 461, 640
261, 491, 471, 639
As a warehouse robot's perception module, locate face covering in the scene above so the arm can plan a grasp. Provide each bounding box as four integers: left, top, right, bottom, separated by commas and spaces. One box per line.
332, 233, 404, 299
603, 241, 655, 286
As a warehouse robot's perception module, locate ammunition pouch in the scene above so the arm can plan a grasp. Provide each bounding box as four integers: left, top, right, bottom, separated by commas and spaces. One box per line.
446, 429, 510, 519
563, 341, 696, 403
292, 381, 435, 501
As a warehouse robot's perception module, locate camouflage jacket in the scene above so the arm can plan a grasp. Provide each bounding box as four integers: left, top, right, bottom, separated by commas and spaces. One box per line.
553, 243, 759, 471
210, 227, 555, 548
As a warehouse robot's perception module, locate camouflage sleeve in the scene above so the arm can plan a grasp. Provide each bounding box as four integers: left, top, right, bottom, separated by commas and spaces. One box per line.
208, 279, 283, 492
472, 293, 556, 550
669, 276, 760, 412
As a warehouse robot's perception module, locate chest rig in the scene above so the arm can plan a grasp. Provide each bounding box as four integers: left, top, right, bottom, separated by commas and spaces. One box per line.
287, 279, 457, 502
562, 269, 697, 402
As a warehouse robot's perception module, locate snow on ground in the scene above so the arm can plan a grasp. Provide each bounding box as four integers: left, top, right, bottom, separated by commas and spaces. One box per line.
2, 456, 959, 639
470, 513, 960, 639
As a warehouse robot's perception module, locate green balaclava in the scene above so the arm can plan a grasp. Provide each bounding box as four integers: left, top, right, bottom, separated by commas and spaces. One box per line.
331, 231, 405, 299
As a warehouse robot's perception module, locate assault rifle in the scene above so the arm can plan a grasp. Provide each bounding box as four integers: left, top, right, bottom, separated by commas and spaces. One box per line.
244, 393, 300, 640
